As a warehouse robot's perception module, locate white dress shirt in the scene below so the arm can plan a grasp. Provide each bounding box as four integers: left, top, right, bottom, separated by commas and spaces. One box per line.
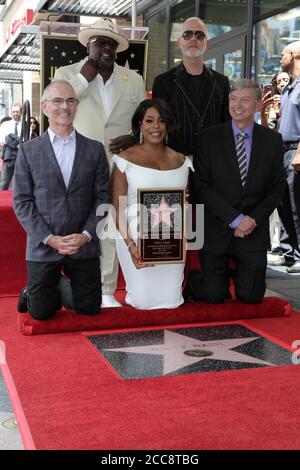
43, 128, 91, 244
48, 127, 76, 187
0, 119, 22, 143
77, 65, 116, 117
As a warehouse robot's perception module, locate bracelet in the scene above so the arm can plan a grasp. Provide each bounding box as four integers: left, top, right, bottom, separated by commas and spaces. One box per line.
127, 241, 135, 250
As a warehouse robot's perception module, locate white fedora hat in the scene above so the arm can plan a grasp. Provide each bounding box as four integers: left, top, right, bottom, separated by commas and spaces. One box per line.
78, 18, 129, 53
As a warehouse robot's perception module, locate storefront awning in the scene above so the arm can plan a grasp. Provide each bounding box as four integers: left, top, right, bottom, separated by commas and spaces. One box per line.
0, 25, 40, 72
0, 70, 23, 83
36, 0, 144, 16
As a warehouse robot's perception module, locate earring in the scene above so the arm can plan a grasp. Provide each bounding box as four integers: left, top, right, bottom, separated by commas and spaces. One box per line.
139, 131, 144, 144
165, 134, 168, 145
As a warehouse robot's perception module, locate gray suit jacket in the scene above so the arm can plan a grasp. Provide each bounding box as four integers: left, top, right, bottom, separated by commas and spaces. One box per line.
13, 130, 111, 262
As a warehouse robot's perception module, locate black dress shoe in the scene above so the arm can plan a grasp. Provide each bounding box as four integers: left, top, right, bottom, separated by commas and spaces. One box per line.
183, 286, 199, 302
58, 276, 73, 309
17, 287, 28, 313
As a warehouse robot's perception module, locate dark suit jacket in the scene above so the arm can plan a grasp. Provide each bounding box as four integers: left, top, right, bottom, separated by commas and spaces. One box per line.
152, 63, 230, 155
13, 130, 110, 262
192, 120, 285, 254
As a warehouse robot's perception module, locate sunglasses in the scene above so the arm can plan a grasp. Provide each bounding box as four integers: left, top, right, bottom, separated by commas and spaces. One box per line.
182, 30, 206, 41
90, 38, 118, 50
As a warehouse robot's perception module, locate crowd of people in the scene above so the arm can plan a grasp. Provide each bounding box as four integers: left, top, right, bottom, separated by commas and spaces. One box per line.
1, 16, 299, 320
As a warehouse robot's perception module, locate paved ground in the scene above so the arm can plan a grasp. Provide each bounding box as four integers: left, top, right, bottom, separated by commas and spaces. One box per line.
266, 265, 300, 310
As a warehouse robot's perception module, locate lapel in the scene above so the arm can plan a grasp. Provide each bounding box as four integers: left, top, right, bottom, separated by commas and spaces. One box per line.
41, 132, 66, 189
109, 64, 130, 117
223, 121, 242, 185
79, 57, 105, 116
89, 78, 103, 108
67, 131, 83, 190
174, 63, 198, 115
245, 122, 261, 189
174, 63, 215, 119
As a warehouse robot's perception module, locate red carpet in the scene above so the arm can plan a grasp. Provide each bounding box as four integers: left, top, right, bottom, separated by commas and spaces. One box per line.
0, 191, 27, 297
1, 295, 300, 450
2, 190, 300, 449
17, 296, 291, 335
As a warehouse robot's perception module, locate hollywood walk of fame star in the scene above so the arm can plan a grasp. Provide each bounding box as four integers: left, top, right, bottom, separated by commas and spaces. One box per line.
104, 330, 274, 375
124, 59, 139, 73
149, 197, 177, 229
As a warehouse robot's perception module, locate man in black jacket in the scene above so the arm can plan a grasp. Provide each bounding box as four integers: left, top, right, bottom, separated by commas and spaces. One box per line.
0, 133, 19, 189
0, 103, 22, 190
185, 79, 285, 304
152, 17, 230, 156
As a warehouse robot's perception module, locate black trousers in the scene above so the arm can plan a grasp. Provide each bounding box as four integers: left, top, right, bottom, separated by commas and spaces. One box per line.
188, 239, 267, 304
0, 162, 15, 190
26, 257, 101, 320
277, 149, 300, 262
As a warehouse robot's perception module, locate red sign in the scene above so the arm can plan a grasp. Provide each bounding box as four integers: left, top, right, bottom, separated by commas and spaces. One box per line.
5, 9, 34, 45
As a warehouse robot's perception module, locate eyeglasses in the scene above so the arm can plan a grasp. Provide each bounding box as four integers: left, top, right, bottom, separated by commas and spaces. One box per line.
45, 98, 78, 106
90, 38, 118, 50
182, 30, 207, 41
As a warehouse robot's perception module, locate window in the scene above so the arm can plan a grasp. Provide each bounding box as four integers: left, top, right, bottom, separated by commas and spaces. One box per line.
253, 6, 300, 85
146, 10, 167, 90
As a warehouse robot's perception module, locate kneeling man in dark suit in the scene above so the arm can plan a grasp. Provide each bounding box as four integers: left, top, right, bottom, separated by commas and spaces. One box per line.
186, 79, 285, 304
13, 80, 110, 320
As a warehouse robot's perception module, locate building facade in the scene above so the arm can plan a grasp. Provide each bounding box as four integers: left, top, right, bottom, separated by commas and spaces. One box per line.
0, 0, 300, 118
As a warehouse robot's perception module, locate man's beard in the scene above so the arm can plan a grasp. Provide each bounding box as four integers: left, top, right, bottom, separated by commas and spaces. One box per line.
182, 48, 205, 58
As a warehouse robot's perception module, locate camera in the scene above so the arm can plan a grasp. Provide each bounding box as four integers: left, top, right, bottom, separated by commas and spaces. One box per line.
262, 84, 273, 95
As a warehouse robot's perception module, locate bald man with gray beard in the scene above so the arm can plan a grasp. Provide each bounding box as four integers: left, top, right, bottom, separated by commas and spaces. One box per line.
152, 17, 230, 157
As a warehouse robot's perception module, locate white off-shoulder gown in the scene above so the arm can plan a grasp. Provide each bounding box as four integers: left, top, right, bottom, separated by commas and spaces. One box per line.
111, 155, 193, 309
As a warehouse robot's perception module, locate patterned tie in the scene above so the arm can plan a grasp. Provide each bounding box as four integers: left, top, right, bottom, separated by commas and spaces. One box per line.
236, 131, 247, 187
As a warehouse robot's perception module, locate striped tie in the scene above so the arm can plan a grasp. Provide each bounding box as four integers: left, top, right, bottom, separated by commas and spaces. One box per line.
236, 131, 247, 187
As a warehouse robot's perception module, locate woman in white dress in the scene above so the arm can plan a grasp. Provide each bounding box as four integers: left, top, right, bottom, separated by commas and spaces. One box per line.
111, 98, 193, 309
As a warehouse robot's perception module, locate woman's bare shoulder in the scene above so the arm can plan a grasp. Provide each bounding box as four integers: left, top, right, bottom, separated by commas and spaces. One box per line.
119, 145, 140, 162
166, 147, 185, 165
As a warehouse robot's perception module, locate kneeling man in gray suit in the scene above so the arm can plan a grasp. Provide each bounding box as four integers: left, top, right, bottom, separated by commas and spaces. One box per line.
13, 80, 110, 320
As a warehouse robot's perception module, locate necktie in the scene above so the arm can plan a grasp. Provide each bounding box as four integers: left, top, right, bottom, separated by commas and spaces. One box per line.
14, 122, 18, 137
236, 132, 247, 187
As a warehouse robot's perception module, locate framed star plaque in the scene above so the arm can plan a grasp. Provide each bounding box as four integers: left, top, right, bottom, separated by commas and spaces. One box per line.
137, 188, 186, 264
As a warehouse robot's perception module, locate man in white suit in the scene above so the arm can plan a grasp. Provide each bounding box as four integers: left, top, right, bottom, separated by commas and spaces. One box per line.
55, 18, 146, 307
